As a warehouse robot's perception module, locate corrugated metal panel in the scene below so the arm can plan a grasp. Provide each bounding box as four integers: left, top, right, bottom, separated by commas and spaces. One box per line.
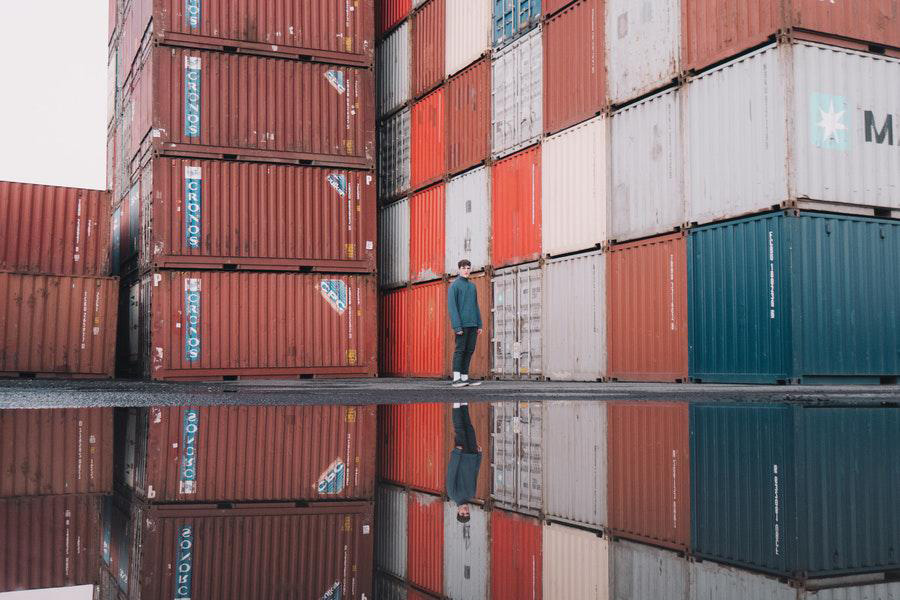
408, 491, 444, 595
443, 274, 493, 382
0, 409, 112, 497
0, 182, 110, 278
492, 0, 542, 47
804, 582, 900, 600
543, 0, 576, 17
376, 573, 409, 600
378, 22, 411, 117
543, 402, 607, 528
378, 404, 409, 484
605, 0, 680, 105
410, 88, 446, 190
379, 198, 411, 289
380, 286, 410, 375
379, 0, 412, 38
138, 271, 377, 380
376, 485, 408, 579
491, 27, 543, 158
542, 522, 610, 599
378, 403, 446, 493
408, 280, 449, 377
378, 108, 412, 201
446, 0, 492, 76
492, 263, 543, 378
412, 0, 445, 97
609, 87, 683, 242
446, 59, 491, 175
409, 184, 446, 282
0, 274, 117, 378
543, 0, 605, 135
443, 501, 488, 600
491, 146, 542, 268
542, 251, 606, 380
607, 233, 688, 382
0, 495, 101, 592
490, 509, 542, 600
612, 539, 688, 600
541, 116, 607, 256
608, 402, 691, 551
445, 167, 491, 273
491, 401, 543, 511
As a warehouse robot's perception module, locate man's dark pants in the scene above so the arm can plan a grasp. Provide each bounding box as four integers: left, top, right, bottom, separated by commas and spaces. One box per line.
452, 404, 478, 453
452, 326, 478, 375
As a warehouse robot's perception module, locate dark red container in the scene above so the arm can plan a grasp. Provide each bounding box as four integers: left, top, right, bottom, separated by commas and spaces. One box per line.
409, 183, 446, 282
379, 0, 412, 38
446, 58, 491, 175
490, 509, 542, 600
412, 0, 446, 98
491, 145, 542, 268
411, 88, 446, 190
407, 491, 444, 595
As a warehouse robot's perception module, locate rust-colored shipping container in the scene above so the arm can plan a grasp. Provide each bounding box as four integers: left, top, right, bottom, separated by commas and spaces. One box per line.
544, 0, 578, 17
0, 181, 110, 277
0, 494, 101, 592
411, 88, 446, 191
407, 491, 444, 595
491, 145, 542, 268
380, 286, 410, 376
443, 273, 492, 380
409, 183, 446, 282
412, 0, 446, 98
682, 0, 900, 73
544, 0, 606, 135
446, 58, 491, 175
491, 509, 542, 600
607, 401, 691, 551
119, 405, 375, 503
607, 233, 688, 382
379, 0, 412, 38
409, 280, 449, 377
134, 270, 377, 380
0, 273, 117, 378
0, 409, 112, 497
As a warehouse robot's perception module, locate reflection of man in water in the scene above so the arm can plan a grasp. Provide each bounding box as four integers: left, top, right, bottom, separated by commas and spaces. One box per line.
446, 402, 482, 522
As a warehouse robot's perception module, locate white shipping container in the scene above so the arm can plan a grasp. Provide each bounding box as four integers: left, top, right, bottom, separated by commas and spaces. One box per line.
443, 501, 489, 600
377, 22, 411, 117
610, 87, 684, 242
378, 108, 411, 201
543, 250, 606, 381
492, 262, 543, 379
491, 401, 543, 512
491, 26, 543, 159
685, 41, 900, 226
446, 0, 492, 76
375, 485, 408, 579
543, 522, 611, 599
606, 0, 680, 106
379, 198, 410, 289
445, 167, 491, 273
612, 540, 688, 600
542, 115, 608, 256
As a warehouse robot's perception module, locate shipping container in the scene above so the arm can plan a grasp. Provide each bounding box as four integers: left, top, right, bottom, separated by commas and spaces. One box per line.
491, 146, 542, 268
412, 0, 445, 98
691, 403, 900, 578
445, 167, 491, 274
0, 273, 117, 378
102, 493, 133, 597
378, 22, 412, 117
612, 539, 688, 600
491, 27, 543, 158
379, 0, 412, 38
683, 0, 900, 74
607, 233, 688, 382
688, 211, 900, 384
492, 401, 543, 512
408, 280, 449, 377
380, 198, 411, 288
132, 270, 377, 380
492, 262, 542, 378
543, 402, 607, 529
685, 41, 900, 226
543, 0, 576, 18
409, 184, 446, 282
407, 491, 444, 595
380, 286, 410, 375
542, 250, 606, 381
493, 0, 542, 47
443, 273, 493, 381
490, 508, 542, 600
376, 485, 408, 580
542, 522, 610, 599
609, 86, 684, 242
443, 501, 489, 600
376, 573, 409, 600
445, 0, 492, 76
446, 59, 492, 174
410, 88, 447, 190
0, 408, 112, 497
0, 181, 110, 278
605, 0, 680, 105
0, 495, 101, 592
543, 0, 605, 135
608, 402, 691, 551
378, 108, 412, 201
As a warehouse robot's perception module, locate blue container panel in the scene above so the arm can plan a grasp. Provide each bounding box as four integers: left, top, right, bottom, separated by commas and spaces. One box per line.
493, 0, 541, 46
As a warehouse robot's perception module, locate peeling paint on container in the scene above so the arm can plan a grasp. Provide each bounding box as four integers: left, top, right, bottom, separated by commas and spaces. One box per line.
411, 88, 447, 190
492, 401, 543, 512
378, 108, 412, 201
542, 522, 610, 599
491, 27, 543, 158
443, 273, 492, 381
412, 0, 446, 98
491, 146, 542, 268
378, 22, 411, 117
380, 198, 411, 289
613, 539, 688, 600
445, 166, 491, 274
446, 0, 492, 76
443, 501, 489, 600
447, 59, 492, 175
492, 262, 543, 378
490, 508, 542, 600
409, 184, 446, 283
408, 491, 444, 595
376, 485, 408, 579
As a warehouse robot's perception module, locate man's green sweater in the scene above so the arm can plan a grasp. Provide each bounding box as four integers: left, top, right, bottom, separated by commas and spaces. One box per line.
448, 277, 482, 332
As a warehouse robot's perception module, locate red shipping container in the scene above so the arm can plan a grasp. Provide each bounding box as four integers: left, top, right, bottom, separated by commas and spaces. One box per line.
380, 286, 411, 376
134, 270, 377, 380
0, 181, 110, 277
119, 405, 375, 502
411, 88, 446, 190
607, 233, 688, 382
607, 401, 691, 551
409, 183, 446, 282
491, 509, 542, 600
412, 0, 446, 98
407, 491, 444, 595
409, 280, 448, 377
544, 0, 606, 135
0, 494, 101, 592
379, 0, 412, 38
491, 145, 542, 268
683, 0, 900, 73
544, 0, 578, 17
0, 408, 113, 497
446, 58, 491, 175
0, 273, 117, 378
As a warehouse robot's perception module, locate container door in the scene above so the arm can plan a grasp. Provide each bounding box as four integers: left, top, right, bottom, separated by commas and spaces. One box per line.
516, 265, 543, 378
492, 270, 518, 377
127, 282, 140, 365
517, 402, 543, 511
491, 401, 519, 506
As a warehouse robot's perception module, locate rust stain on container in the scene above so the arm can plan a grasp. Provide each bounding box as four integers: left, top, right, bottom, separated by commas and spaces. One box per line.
379, 0, 413, 38
446, 58, 491, 175
410, 183, 446, 283
407, 491, 444, 595
443, 272, 492, 380
412, 0, 446, 97
491, 145, 542, 268
491, 508, 543, 600
380, 286, 411, 376
411, 87, 447, 190
120, 405, 375, 502
0, 181, 110, 277
607, 233, 688, 382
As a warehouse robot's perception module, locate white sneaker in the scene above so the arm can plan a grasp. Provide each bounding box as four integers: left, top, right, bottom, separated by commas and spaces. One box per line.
452, 380, 469, 388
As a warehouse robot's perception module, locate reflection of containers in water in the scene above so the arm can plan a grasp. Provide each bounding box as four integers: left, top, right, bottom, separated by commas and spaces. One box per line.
445, 166, 491, 274
376, 485, 408, 579
407, 491, 444, 596
492, 401, 543, 512
411, 88, 447, 190
542, 522, 610, 598
445, 0, 491, 77
490, 508, 543, 600
443, 273, 492, 381
409, 183, 446, 283
491, 146, 542, 269
378, 108, 411, 201
443, 501, 489, 600
613, 539, 688, 600
492, 0, 541, 48
491, 27, 543, 158
379, 198, 411, 289
377, 22, 411, 118
411, 0, 445, 97
446, 58, 491, 175
492, 262, 543, 379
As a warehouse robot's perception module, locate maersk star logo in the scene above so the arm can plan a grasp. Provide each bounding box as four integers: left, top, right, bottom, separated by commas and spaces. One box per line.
810, 93, 849, 150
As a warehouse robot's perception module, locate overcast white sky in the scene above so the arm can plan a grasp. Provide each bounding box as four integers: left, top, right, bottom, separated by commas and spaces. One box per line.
0, 3, 108, 190
0, 585, 93, 600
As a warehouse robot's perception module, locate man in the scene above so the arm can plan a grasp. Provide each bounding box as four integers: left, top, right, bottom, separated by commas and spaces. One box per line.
448, 259, 483, 388
446, 402, 481, 523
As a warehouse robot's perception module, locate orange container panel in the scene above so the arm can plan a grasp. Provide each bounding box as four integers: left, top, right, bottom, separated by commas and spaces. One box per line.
446, 58, 491, 175
412, 0, 446, 98
607, 233, 688, 382
490, 509, 542, 600
409, 184, 446, 283
411, 88, 447, 190
443, 273, 491, 380
408, 280, 449, 377
378, 404, 410, 485
407, 491, 444, 595
491, 145, 542, 268
381, 287, 411, 376
379, 0, 413, 38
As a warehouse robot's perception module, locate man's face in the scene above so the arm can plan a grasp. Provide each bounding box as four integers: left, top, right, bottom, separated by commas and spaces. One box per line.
458, 504, 470, 518
459, 264, 471, 278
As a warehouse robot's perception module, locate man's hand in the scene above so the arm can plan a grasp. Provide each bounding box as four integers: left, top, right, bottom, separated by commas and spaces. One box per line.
456, 330, 463, 335
477, 329, 482, 335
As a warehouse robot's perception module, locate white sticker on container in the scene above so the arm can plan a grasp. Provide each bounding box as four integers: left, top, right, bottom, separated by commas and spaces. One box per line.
365, 241, 373, 250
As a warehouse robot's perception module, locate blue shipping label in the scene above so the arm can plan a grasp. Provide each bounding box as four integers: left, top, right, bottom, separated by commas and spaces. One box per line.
179, 409, 199, 494
327, 173, 347, 197
184, 56, 201, 138
321, 582, 342, 600
325, 70, 346, 94
184, 278, 201, 361
317, 458, 347, 494
185, 0, 200, 29
184, 166, 202, 248
173, 525, 194, 600
320, 280, 348, 315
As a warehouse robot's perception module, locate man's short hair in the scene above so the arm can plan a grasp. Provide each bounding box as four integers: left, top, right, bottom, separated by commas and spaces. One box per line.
457, 259, 471, 269
456, 511, 471, 524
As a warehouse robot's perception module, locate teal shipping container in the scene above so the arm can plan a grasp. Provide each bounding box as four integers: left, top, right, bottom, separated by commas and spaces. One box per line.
688, 211, 900, 384
493, 0, 541, 47
690, 403, 900, 579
